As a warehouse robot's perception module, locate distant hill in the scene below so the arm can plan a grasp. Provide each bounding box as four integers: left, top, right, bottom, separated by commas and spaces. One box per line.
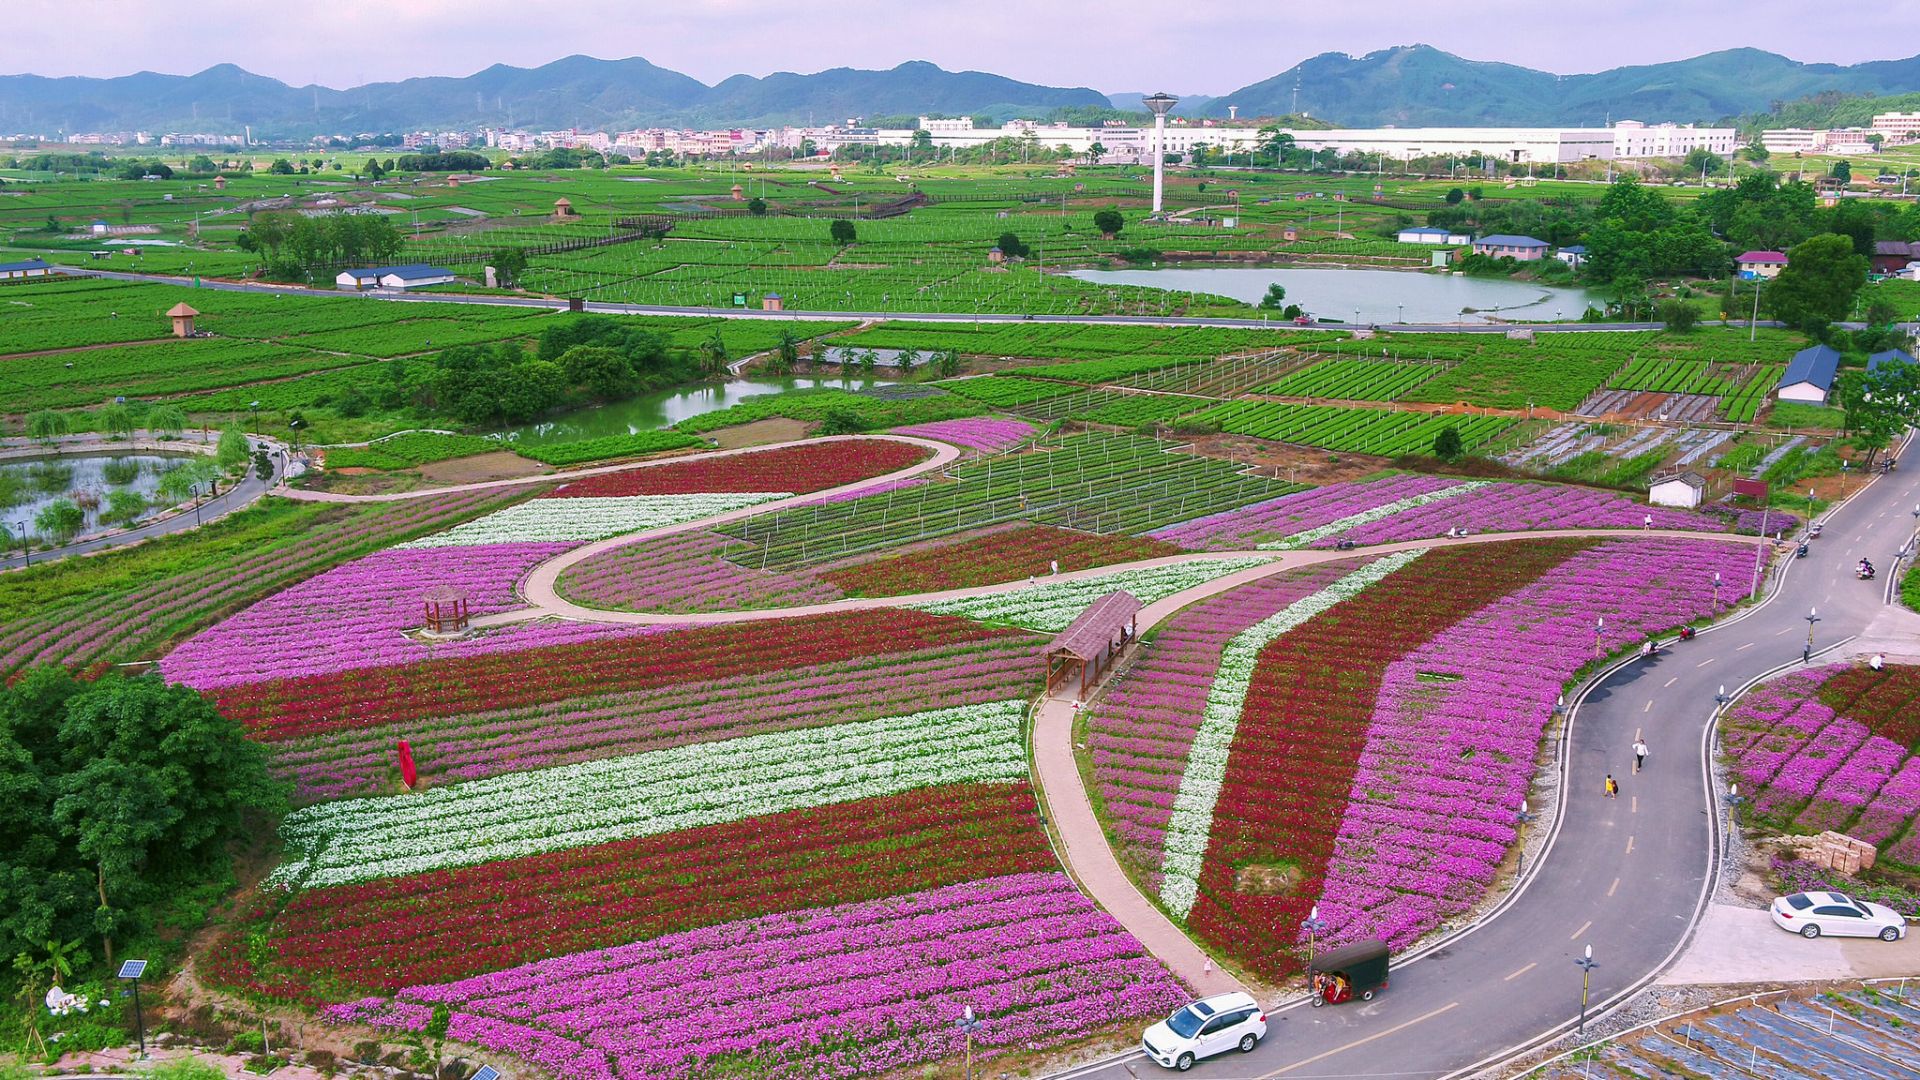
1726, 90, 1920, 134
1201, 45, 1920, 126
7, 47, 1920, 138
0, 56, 1109, 137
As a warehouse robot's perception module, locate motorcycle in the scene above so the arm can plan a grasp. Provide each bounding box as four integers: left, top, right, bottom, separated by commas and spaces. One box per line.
1809, 522, 1824, 539
1796, 543, 1810, 559
1858, 564, 1877, 581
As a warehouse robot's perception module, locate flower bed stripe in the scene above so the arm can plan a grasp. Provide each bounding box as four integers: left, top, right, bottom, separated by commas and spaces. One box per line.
215, 608, 1020, 742
824, 525, 1185, 598
1148, 474, 1459, 549
271, 700, 1028, 888
227, 783, 1053, 997
554, 529, 844, 614
1183, 539, 1596, 980
395, 493, 788, 548
326, 872, 1189, 1080
912, 558, 1268, 631
544, 440, 930, 499
890, 418, 1036, 452
1157, 551, 1422, 918
1261, 482, 1490, 550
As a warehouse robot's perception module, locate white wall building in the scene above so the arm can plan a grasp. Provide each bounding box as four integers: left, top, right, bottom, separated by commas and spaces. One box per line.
1610, 120, 1738, 159
1648, 472, 1706, 509
1871, 112, 1920, 144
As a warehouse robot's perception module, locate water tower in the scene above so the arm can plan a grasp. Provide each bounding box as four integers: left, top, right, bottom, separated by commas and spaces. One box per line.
1142, 93, 1179, 215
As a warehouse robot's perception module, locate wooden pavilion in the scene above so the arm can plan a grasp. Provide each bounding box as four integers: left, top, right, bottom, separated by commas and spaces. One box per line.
422, 585, 470, 635
1045, 590, 1143, 700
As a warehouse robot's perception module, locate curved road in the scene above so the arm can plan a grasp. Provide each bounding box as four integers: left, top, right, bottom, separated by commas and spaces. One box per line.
1050, 438, 1920, 1080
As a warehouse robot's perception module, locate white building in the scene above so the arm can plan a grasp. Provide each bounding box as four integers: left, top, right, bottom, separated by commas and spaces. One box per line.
1648, 472, 1705, 509
336, 264, 455, 291
1872, 112, 1920, 144
0, 257, 52, 281
1610, 120, 1737, 160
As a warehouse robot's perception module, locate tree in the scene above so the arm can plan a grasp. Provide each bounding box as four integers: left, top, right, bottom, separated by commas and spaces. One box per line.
1658, 298, 1701, 333
937, 349, 962, 378
697, 332, 729, 378
426, 1003, 453, 1079
1744, 138, 1771, 162
1445, 187, 1465, 205
216, 428, 250, 472
267, 159, 295, 176
144, 405, 187, 440
1828, 199, 1878, 257
1257, 283, 1288, 310
1093, 208, 1124, 238
1682, 147, 1725, 178
1087, 142, 1106, 165
363, 158, 385, 181
994, 232, 1030, 259
557, 345, 637, 401
102, 490, 146, 526
1768, 233, 1869, 329
25, 411, 68, 444
746, 197, 767, 216
34, 501, 83, 544
98, 403, 133, 440
829, 218, 857, 245
1431, 426, 1465, 462
491, 247, 528, 288
859, 349, 879, 378
896, 348, 919, 376
1830, 160, 1852, 184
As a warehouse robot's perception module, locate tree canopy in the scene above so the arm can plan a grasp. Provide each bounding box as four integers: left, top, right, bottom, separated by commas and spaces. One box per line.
1768, 233, 1869, 329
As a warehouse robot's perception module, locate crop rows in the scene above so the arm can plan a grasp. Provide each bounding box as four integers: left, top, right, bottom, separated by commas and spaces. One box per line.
1258, 358, 1447, 401
1191, 401, 1517, 456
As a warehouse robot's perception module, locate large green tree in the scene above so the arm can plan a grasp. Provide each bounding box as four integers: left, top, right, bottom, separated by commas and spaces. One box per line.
1768, 233, 1870, 329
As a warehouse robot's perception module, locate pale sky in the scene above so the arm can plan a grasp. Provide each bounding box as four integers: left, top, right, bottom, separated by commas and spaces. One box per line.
5, 0, 1916, 95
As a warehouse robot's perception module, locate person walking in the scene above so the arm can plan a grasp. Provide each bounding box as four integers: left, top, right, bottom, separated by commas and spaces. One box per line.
1870, 653, 1886, 671
1633, 738, 1648, 774
1604, 774, 1619, 799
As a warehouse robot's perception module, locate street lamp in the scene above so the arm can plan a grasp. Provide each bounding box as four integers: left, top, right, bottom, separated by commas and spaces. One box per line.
1724, 783, 1746, 854
1574, 945, 1598, 1035
1804, 606, 1821, 664
16, 520, 28, 567
1715, 684, 1731, 714
1594, 616, 1605, 657
1514, 800, 1536, 876
118, 959, 149, 1060
1712, 571, 1721, 610
953, 1005, 983, 1080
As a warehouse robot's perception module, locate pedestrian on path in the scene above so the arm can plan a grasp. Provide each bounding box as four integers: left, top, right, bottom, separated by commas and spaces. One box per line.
1605, 774, 1619, 799
1633, 738, 1648, 774
1871, 653, 1886, 671
1050, 559, 1059, 576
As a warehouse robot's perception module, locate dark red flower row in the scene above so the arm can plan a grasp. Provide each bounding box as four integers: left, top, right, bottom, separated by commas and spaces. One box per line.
823, 525, 1186, 597
1821, 665, 1920, 745
215, 608, 1024, 742
1188, 539, 1593, 981
218, 782, 1051, 1000
545, 440, 929, 498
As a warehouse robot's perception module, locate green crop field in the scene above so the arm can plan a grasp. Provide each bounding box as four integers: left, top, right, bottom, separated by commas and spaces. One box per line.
1191, 400, 1518, 456
1257, 358, 1447, 401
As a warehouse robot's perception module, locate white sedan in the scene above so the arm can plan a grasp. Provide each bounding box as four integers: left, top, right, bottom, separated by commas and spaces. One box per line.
1770, 891, 1908, 941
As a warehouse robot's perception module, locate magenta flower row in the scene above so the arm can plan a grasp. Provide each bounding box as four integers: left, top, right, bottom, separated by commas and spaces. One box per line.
559, 530, 844, 614
890, 418, 1037, 453
1315, 483, 1726, 548
326, 872, 1189, 1080
1148, 474, 1459, 548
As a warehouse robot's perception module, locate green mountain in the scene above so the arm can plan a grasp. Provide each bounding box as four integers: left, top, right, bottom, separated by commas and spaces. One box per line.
0, 56, 1108, 137
1203, 45, 1920, 126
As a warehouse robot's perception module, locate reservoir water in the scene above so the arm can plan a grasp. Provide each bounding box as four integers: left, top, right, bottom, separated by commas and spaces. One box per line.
1068, 267, 1600, 325
503, 375, 894, 444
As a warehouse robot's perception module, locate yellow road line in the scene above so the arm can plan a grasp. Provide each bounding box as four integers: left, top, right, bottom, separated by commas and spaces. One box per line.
1263, 1002, 1461, 1076
1697, 658, 1716, 667
1607, 877, 1620, 897
1626, 835, 1636, 855
1505, 962, 1537, 981
1664, 677, 1678, 687
1570, 920, 1592, 940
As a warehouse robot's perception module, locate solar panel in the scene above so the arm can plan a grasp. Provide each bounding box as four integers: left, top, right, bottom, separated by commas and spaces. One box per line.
471, 1066, 500, 1080
117, 960, 148, 980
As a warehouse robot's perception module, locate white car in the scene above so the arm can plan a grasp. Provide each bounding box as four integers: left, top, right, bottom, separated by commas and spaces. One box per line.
1141, 991, 1266, 1071
1770, 890, 1908, 941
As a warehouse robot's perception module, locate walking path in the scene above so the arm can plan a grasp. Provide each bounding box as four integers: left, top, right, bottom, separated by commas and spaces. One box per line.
1659, 905, 1920, 986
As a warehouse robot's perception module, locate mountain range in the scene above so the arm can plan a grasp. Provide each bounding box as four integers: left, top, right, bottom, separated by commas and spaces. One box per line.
5, 46, 1920, 138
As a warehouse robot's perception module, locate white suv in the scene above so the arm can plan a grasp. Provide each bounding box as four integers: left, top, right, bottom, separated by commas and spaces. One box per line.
1142, 991, 1267, 1071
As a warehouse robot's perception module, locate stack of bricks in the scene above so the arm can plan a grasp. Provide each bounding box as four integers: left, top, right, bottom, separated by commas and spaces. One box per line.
1782, 831, 1878, 875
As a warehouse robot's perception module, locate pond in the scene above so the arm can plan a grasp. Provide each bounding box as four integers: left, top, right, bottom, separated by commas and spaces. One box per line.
501, 375, 896, 445
0, 452, 199, 540
1066, 267, 1601, 325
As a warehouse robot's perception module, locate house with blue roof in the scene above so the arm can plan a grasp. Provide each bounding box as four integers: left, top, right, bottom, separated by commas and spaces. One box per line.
1471, 235, 1549, 261
1867, 348, 1915, 375
1776, 344, 1843, 404
1396, 226, 1470, 245
335, 264, 455, 291
0, 257, 53, 281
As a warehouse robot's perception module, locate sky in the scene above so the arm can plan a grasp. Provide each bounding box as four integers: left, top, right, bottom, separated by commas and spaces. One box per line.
5, 0, 1917, 95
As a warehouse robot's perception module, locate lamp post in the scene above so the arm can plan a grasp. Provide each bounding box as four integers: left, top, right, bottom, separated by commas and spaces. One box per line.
1712, 570, 1721, 610
249, 399, 261, 431
1715, 684, 1731, 715
17, 520, 28, 567
1574, 945, 1598, 1035
1594, 616, 1605, 658
954, 1005, 983, 1080
1804, 606, 1821, 664
1724, 783, 1746, 854
1514, 800, 1536, 876
118, 959, 149, 1060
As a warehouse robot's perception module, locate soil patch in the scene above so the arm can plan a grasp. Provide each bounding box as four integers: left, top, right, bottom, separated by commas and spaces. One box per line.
418, 451, 552, 484
1177, 433, 1389, 485
706, 417, 811, 448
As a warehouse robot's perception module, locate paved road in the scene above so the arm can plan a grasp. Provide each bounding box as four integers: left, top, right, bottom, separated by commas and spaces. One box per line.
1053, 436, 1920, 1080
0, 438, 286, 570
52, 268, 1833, 335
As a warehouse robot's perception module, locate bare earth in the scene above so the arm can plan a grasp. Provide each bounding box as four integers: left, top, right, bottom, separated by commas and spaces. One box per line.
418, 451, 553, 484
706, 417, 811, 448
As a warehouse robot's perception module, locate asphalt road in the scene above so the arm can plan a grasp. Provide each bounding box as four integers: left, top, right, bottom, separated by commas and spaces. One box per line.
0, 441, 286, 570
1054, 437, 1920, 1080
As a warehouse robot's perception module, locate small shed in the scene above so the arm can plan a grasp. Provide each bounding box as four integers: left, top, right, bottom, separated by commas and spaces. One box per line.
167, 302, 199, 337
1649, 471, 1706, 509
213, 175, 227, 190
987, 246, 1005, 265
730, 183, 745, 201
422, 586, 470, 635
1776, 344, 1843, 404
1045, 590, 1143, 700
552, 197, 577, 220
762, 293, 783, 311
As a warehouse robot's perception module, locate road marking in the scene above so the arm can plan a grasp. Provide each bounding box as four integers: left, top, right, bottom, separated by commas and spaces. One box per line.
1736, 642, 1755, 651
1626, 835, 1636, 855
1645, 700, 1652, 712
1776, 627, 1792, 636
1663, 677, 1678, 687
1608, 877, 1620, 897
1570, 920, 1592, 940
1504, 962, 1536, 981
1262, 1001, 1459, 1076
1697, 658, 1716, 668
1631, 796, 1638, 814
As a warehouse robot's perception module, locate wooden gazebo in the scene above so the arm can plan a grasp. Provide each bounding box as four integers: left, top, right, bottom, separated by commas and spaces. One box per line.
422, 585, 470, 635
1045, 590, 1143, 700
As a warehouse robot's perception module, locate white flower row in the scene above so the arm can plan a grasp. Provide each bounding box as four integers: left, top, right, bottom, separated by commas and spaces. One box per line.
911, 559, 1270, 631
396, 493, 790, 548
270, 699, 1027, 888
1157, 550, 1425, 919
1261, 482, 1490, 550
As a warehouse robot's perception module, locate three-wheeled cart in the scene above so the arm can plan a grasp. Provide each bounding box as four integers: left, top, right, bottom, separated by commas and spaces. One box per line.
1309, 939, 1390, 1007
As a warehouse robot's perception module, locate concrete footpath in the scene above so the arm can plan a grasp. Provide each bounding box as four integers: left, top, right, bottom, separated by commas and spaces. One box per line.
1660, 904, 1920, 985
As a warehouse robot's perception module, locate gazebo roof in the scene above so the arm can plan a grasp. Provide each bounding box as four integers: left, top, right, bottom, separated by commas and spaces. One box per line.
166, 303, 199, 317
1046, 590, 1143, 662
422, 585, 469, 603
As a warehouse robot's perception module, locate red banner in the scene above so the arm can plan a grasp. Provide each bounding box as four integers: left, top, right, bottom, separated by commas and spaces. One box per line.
1733, 478, 1769, 500
397, 739, 417, 790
